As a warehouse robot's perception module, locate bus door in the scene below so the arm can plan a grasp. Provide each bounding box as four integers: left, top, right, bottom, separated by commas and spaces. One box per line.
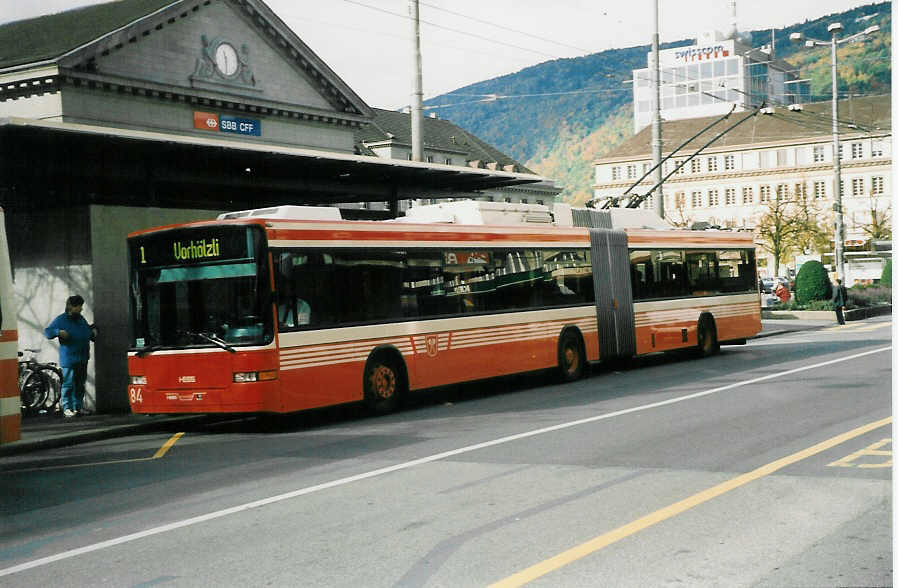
589, 228, 635, 360
0, 207, 20, 443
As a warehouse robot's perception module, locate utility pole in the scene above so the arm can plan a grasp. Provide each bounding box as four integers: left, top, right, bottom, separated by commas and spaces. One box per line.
650, 0, 664, 218
409, 0, 424, 163
790, 22, 879, 282
829, 24, 845, 282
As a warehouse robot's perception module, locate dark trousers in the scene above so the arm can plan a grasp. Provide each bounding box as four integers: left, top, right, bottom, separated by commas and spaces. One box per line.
835, 306, 845, 325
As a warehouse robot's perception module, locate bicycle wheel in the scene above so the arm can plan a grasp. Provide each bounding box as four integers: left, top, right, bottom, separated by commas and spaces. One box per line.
20, 369, 49, 413
39, 365, 62, 411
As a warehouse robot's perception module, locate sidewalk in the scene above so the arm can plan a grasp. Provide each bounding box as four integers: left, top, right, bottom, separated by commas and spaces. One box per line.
0, 317, 854, 457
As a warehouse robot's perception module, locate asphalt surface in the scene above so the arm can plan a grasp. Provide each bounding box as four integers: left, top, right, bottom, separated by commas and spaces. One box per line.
0, 317, 852, 457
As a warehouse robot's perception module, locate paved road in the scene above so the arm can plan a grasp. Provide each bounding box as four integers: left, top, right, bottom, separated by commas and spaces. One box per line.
0, 318, 891, 586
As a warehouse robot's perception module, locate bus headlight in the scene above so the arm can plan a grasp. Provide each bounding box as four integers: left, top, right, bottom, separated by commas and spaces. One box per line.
233, 370, 277, 383
130, 375, 147, 385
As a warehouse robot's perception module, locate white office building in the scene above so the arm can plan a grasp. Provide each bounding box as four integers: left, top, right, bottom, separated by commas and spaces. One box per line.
632, 36, 808, 133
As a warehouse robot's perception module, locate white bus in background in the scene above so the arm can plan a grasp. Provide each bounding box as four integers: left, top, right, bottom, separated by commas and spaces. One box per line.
0, 207, 20, 444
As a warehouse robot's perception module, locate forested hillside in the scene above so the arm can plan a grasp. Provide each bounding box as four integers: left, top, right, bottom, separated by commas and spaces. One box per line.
424, 2, 891, 205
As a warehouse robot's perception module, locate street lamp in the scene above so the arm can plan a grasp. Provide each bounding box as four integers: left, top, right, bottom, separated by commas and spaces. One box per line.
790, 23, 880, 282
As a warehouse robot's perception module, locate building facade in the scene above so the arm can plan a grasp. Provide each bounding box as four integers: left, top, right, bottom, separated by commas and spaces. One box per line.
632, 36, 807, 133
595, 95, 891, 280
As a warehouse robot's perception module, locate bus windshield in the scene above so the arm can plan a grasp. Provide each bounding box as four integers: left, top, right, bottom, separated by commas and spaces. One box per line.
128, 225, 271, 350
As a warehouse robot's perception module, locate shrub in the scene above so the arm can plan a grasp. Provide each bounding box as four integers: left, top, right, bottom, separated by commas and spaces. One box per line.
848, 285, 891, 308
881, 259, 891, 287
794, 260, 832, 304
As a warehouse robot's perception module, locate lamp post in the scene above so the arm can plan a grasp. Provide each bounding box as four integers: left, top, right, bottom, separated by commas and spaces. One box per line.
789, 23, 879, 282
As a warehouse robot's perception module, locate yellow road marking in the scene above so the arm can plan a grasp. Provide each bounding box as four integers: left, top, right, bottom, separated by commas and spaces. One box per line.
4, 432, 185, 473
152, 432, 184, 458
828, 438, 892, 468
489, 416, 892, 588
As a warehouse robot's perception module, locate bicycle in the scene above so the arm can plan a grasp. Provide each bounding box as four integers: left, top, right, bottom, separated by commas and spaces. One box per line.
18, 348, 62, 416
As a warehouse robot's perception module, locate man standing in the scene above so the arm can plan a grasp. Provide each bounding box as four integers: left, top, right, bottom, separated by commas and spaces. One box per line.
45, 295, 97, 417
831, 278, 848, 325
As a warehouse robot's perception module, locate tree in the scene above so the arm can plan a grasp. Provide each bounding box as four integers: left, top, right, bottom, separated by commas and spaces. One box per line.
881, 259, 891, 288
756, 194, 803, 277
791, 187, 832, 255
857, 194, 892, 241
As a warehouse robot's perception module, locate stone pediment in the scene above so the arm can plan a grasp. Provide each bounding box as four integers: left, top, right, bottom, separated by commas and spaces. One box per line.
48, 0, 370, 121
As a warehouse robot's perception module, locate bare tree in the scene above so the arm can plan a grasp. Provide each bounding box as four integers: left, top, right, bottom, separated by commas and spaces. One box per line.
857, 193, 892, 241
756, 194, 803, 278
791, 188, 831, 255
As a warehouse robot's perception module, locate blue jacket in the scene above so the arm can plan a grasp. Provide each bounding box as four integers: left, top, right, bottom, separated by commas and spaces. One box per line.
45, 313, 94, 367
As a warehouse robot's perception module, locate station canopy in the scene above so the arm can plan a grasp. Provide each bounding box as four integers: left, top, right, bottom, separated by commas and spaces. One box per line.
0, 117, 544, 212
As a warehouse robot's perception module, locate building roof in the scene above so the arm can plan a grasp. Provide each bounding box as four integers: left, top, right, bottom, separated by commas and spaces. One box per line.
0, 0, 175, 70
358, 108, 535, 174
600, 95, 891, 162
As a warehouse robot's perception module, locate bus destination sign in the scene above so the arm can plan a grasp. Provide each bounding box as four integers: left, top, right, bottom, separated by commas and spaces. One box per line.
132, 227, 253, 267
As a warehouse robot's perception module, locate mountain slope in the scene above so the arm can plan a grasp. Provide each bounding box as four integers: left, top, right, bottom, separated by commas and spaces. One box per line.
424, 2, 891, 204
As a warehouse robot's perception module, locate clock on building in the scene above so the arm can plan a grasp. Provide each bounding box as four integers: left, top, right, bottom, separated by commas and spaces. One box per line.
214, 42, 239, 77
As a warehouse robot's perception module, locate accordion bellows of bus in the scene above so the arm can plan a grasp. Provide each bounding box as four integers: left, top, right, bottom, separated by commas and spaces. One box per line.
126, 201, 760, 415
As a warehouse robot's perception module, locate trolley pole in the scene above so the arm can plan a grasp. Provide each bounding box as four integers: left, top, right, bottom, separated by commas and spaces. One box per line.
650, 0, 664, 218
829, 26, 845, 282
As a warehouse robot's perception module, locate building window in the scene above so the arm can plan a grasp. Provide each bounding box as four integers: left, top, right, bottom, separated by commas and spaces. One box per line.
642, 162, 650, 174
675, 160, 685, 174
611, 166, 621, 180
851, 177, 864, 197
872, 176, 884, 195
707, 157, 718, 172
691, 159, 701, 173
407, 153, 413, 160
675, 191, 686, 208
838, 144, 843, 160
691, 191, 702, 208
838, 179, 844, 197
426, 155, 434, 163
813, 145, 826, 162
813, 181, 826, 199
708, 189, 720, 206
742, 186, 754, 204
504, 197, 512, 203
794, 183, 806, 199
725, 188, 736, 205
851, 142, 863, 159
776, 149, 789, 167
536, 200, 544, 205
872, 141, 884, 157
521, 198, 528, 204
775, 184, 789, 200
724, 154, 735, 170
445, 158, 452, 165
759, 185, 771, 203
626, 164, 638, 179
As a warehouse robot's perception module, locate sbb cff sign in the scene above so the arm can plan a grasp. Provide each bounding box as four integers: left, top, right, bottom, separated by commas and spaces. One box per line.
193, 111, 261, 136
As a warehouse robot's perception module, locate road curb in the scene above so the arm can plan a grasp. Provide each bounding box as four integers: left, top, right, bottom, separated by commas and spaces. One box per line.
0, 415, 209, 458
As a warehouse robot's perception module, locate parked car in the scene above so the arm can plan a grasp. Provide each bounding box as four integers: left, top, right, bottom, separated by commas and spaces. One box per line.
760, 277, 775, 293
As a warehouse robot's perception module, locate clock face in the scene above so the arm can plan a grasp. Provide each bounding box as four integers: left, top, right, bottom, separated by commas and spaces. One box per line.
214, 43, 239, 76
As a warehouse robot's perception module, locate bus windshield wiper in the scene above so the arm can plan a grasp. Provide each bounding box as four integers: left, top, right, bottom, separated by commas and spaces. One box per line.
184, 330, 236, 353
135, 345, 163, 358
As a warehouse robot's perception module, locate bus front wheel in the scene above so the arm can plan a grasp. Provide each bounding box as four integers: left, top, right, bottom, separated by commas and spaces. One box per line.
558, 331, 585, 382
364, 357, 402, 414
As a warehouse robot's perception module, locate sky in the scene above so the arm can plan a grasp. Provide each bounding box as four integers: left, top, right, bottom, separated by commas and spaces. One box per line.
0, 0, 881, 109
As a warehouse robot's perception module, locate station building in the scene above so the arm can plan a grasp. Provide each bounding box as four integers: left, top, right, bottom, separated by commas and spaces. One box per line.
0, 0, 554, 412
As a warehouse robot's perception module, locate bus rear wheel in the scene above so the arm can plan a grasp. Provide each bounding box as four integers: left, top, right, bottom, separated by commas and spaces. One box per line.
364, 357, 402, 414
558, 331, 585, 382
696, 316, 719, 357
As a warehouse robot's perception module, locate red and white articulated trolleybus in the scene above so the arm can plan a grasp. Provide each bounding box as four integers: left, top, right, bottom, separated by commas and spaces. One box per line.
126, 201, 760, 415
